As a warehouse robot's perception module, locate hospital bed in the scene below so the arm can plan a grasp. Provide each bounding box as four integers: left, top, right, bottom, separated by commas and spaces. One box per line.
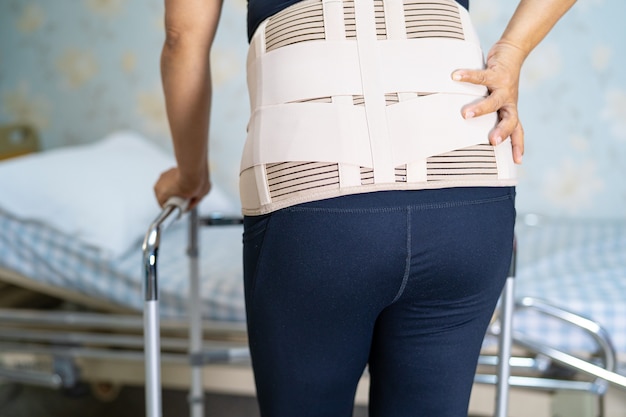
1, 124, 625, 416
0, 125, 250, 401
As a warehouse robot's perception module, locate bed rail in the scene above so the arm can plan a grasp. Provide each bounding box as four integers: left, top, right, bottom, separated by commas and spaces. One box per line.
0, 305, 247, 393
513, 297, 626, 391
477, 297, 626, 394
0, 308, 246, 333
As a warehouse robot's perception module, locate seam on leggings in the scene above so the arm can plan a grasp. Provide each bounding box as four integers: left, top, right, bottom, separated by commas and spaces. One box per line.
281, 194, 513, 214
248, 215, 273, 306
391, 208, 411, 304
242, 217, 270, 242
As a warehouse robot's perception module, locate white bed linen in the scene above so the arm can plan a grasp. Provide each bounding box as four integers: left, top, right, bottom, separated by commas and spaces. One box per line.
0, 131, 238, 258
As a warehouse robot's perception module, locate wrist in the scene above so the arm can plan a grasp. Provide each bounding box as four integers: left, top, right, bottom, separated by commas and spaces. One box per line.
492, 39, 529, 63
179, 163, 210, 189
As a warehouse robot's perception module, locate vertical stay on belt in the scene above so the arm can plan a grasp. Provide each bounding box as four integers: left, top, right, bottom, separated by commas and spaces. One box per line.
354, 0, 395, 184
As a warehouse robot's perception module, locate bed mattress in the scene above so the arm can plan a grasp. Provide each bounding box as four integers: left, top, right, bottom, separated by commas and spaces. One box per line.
0, 209, 245, 321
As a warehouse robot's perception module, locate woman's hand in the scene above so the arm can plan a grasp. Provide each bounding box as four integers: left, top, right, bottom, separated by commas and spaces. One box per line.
452, 40, 527, 164
154, 166, 211, 210
451, 0, 576, 165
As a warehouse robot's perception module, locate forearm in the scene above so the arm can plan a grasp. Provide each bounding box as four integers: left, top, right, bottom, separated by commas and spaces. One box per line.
499, 0, 577, 60
154, 0, 223, 207
160, 0, 223, 185
161, 39, 211, 183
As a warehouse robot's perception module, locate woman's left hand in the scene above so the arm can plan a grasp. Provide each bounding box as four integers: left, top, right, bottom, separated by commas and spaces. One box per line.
452, 40, 526, 164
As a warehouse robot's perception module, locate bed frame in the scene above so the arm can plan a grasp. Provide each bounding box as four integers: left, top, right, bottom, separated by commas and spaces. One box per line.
1, 124, 625, 416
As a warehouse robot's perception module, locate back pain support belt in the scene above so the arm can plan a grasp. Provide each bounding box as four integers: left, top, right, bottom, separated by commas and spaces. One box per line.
240, 0, 517, 215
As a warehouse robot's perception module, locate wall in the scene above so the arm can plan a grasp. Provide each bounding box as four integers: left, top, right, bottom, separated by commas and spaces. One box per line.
472, 0, 626, 218
1, 0, 624, 217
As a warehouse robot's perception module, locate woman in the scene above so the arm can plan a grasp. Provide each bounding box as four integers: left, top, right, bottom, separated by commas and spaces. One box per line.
155, 0, 575, 415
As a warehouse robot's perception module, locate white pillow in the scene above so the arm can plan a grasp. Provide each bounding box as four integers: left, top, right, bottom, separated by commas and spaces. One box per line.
0, 131, 238, 258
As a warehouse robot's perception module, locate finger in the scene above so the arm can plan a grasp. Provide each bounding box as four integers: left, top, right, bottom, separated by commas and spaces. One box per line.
510, 122, 525, 164
493, 105, 523, 144
153, 168, 177, 208
154, 185, 169, 208
461, 92, 504, 120
183, 180, 211, 210
153, 181, 164, 207
489, 111, 519, 146
452, 69, 490, 86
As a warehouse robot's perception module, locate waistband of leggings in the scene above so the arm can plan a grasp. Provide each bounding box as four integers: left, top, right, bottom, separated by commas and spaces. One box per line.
278, 187, 516, 213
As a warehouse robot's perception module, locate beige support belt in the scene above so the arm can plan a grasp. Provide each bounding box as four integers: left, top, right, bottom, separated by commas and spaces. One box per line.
240, 0, 516, 215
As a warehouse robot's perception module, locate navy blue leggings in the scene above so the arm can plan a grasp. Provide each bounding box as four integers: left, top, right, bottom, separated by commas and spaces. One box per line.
243, 187, 516, 417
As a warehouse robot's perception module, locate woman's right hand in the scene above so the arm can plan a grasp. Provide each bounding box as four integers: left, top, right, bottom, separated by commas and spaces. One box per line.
153, 166, 211, 210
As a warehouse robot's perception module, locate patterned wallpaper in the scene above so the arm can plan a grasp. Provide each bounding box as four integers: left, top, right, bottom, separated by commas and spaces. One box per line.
1, 0, 624, 218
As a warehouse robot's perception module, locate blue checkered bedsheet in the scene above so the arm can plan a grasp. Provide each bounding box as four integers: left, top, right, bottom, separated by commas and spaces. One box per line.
0, 209, 245, 322
1, 210, 625, 359
514, 214, 626, 359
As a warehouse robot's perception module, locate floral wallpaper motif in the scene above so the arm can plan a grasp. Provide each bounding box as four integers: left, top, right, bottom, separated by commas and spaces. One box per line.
0, 0, 624, 218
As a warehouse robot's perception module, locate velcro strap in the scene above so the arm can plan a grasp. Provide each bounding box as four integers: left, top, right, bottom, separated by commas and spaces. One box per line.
241, 93, 497, 172
250, 38, 487, 107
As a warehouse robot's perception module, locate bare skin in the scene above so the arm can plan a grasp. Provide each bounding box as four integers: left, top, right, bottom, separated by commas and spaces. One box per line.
155, 0, 576, 207
452, 0, 577, 164
154, 0, 223, 209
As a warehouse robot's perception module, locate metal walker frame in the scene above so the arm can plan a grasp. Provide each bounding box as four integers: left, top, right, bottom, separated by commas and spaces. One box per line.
143, 201, 626, 417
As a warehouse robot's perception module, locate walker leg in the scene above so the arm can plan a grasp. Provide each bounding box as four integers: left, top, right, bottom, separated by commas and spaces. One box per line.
495, 277, 514, 417
144, 300, 162, 417
495, 241, 517, 417
142, 201, 188, 417
188, 209, 204, 417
